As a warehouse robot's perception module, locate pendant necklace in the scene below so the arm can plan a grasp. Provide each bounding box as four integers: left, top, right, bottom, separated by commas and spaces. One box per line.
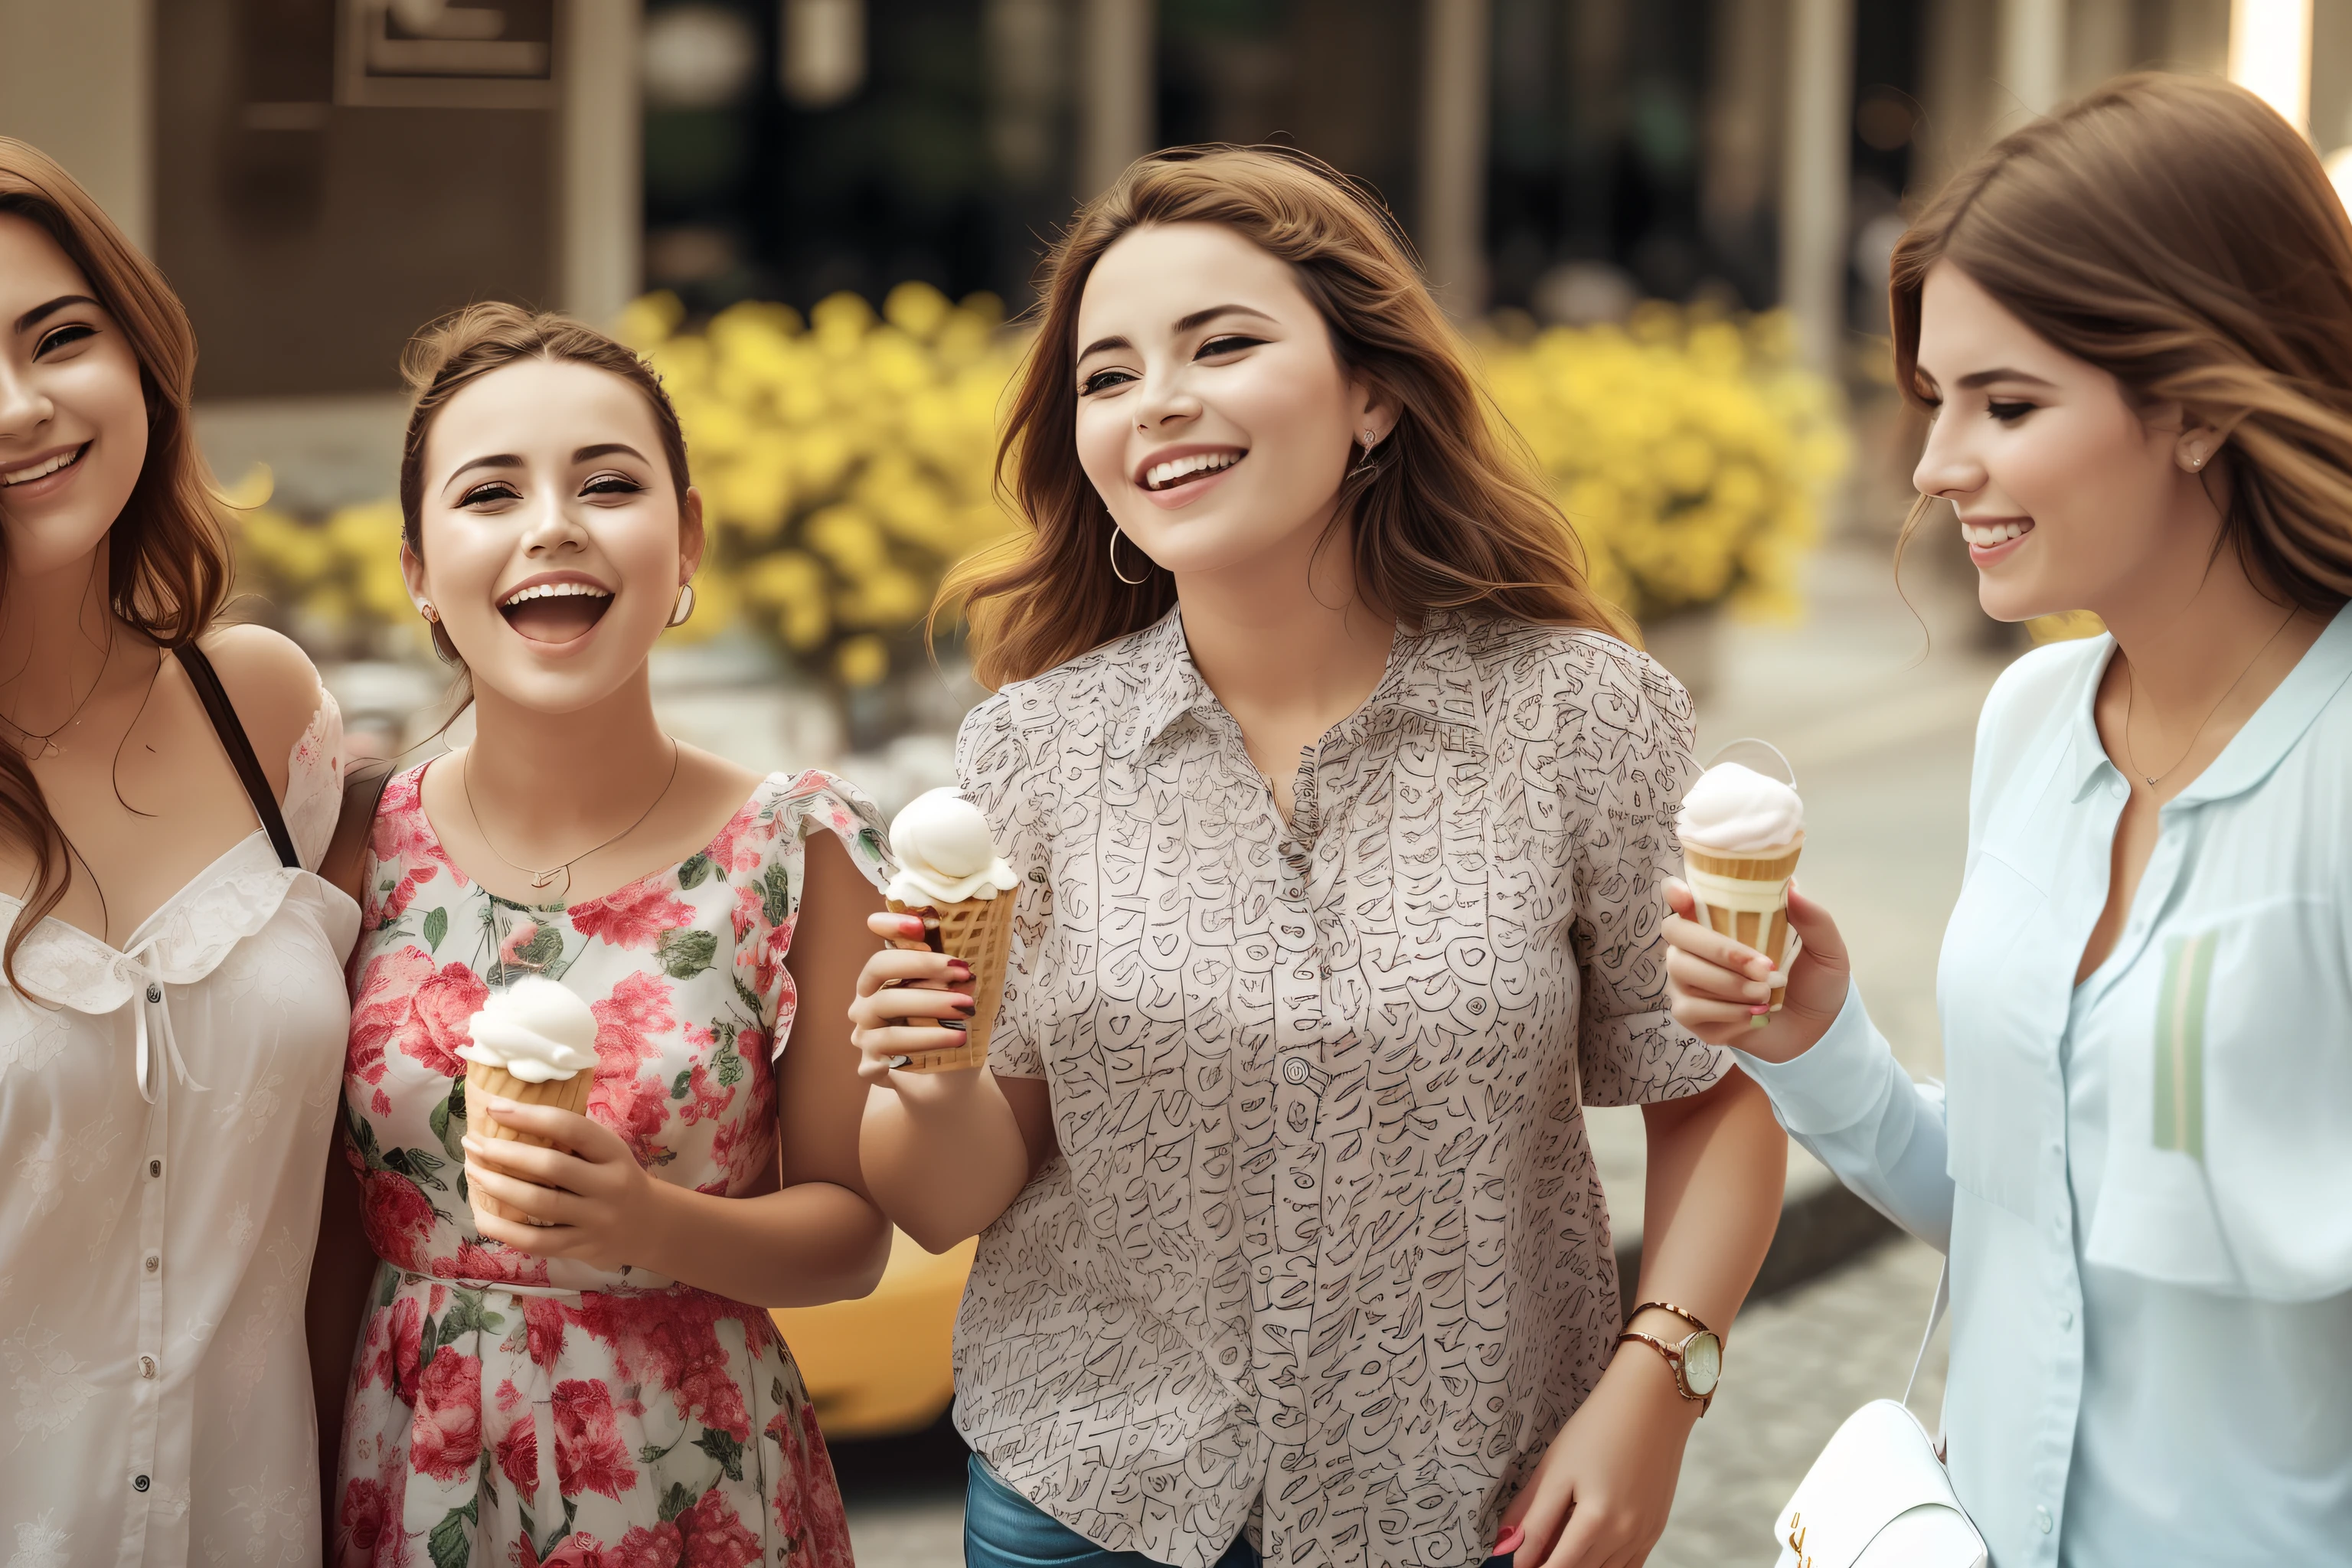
0, 632, 115, 760
462, 737, 682, 900
2119, 606, 2297, 789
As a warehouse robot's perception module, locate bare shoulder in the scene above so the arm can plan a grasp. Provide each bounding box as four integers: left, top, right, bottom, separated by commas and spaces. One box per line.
193, 623, 327, 789
676, 741, 763, 814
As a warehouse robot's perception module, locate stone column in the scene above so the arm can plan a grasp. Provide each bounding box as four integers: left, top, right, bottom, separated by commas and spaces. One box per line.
1419, 0, 1492, 316
2230, 0, 2314, 133
1079, 0, 1155, 199
0, 0, 151, 247
1782, 0, 1854, 374
560, 0, 643, 325
1998, 0, 2067, 120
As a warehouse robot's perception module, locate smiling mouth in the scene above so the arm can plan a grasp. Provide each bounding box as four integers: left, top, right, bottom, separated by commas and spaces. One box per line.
1961, 518, 2034, 548
1, 443, 87, 486
1143, 450, 1246, 492
498, 580, 614, 644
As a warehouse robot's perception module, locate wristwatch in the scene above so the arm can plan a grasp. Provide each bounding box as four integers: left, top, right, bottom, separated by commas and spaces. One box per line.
1615, 1301, 1723, 1415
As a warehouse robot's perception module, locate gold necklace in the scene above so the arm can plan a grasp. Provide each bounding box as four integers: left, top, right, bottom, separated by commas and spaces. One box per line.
461, 737, 681, 898
0, 630, 116, 760
2119, 607, 2297, 789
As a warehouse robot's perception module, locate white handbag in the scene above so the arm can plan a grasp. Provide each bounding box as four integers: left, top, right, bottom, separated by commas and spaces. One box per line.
1771, 1264, 1988, 1568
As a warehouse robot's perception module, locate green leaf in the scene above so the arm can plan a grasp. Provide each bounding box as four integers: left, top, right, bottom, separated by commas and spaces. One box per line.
439, 1290, 505, 1341
385, 1145, 449, 1193
348, 1111, 386, 1170
418, 1313, 437, 1371
856, 825, 887, 865
713, 1034, 743, 1089
423, 906, 448, 953
733, 975, 766, 1021
678, 852, 712, 890
427, 1504, 473, 1568
760, 862, 792, 928
694, 1426, 746, 1482
671, 1067, 693, 1102
513, 923, 566, 971
436, 1080, 469, 1161
656, 926, 719, 981
656, 1481, 695, 1524
377, 1267, 399, 1308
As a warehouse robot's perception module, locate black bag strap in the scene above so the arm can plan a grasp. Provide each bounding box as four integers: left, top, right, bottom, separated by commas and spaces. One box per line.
325, 756, 398, 901
174, 642, 301, 869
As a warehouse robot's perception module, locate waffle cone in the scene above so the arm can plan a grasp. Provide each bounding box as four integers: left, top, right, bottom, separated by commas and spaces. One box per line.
1683, 833, 1804, 1008
886, 890, 1015, 1073
464, 1059, 592, 1225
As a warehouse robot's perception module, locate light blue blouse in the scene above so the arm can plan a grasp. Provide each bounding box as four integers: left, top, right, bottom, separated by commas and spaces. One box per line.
1733, 603, 2352, 1567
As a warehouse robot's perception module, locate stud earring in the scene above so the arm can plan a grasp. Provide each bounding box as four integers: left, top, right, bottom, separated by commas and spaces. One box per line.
418, 603, 439, 622
1348, 429, 1383, 481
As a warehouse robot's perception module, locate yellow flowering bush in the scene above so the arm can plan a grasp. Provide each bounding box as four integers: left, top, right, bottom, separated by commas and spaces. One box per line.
1480, 302, 1849, 622
234, 289, 1846, 682
620, 282, 1026, 688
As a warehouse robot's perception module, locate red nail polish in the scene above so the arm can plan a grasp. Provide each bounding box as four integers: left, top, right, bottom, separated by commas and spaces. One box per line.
946, 961, 972, 978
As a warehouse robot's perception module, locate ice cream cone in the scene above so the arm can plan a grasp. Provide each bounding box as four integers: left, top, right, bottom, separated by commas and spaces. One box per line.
463, 1060, 593, 1224
886, 891, 1015, 1072
1682, 832, 1804, 1009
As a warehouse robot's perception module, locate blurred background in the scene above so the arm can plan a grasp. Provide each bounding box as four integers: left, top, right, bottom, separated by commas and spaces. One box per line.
3, 2, 2344, 1561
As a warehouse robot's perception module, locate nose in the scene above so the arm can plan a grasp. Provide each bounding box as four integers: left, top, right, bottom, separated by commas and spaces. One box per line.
0, 358, 53, 445
518, 483, 590, 556
1911, 409, 1983, 504
1132, 358, 1202, 432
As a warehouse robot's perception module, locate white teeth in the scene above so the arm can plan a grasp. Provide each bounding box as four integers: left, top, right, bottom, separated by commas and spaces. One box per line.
499, 581, 613, 608
1145, 451, 1242, 489
1, 447, 80, 485
1961, 519, 2031, 547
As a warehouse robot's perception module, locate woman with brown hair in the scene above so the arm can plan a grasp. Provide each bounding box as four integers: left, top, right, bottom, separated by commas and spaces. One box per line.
0, 141, 357, 1561
318, 303, 888, 1566
1664, 74, 2352, 1564
848, 146, 1787, 1568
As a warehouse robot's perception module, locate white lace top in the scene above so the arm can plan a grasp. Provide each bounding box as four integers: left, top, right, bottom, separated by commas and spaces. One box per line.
0, 696, 358, 1568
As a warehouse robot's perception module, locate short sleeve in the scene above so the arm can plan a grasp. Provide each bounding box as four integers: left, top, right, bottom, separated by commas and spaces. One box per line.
283, 690, 345, 873
740, 770, 893, 1061
1567, 646, 1730, 1106
956, 693, 1053, 1081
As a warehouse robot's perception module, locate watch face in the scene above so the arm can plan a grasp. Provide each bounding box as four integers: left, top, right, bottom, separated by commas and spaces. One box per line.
1681, 1331, 1723, 1396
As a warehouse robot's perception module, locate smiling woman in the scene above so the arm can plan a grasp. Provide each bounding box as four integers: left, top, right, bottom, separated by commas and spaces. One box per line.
312, 303, 900, 1566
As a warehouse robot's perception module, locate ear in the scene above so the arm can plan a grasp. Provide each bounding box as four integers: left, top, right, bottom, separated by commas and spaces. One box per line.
399, 541, 432, 613
1350, 377, 1400, 448
2171, 410, 2223, 473
678, 485, 707, 580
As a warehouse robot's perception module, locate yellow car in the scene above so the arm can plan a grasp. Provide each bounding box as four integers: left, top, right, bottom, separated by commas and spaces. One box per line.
772, 1230, 975, 1438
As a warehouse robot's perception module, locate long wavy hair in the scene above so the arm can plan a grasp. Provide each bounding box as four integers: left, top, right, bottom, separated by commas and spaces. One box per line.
940, 145, 1629, 688
1891, 73, 2352, 610
0, 138, 233, 991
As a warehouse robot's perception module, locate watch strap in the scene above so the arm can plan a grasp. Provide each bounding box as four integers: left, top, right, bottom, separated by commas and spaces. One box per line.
1630, 1299, 1713, 1335
1614, 1329, 1713, 1415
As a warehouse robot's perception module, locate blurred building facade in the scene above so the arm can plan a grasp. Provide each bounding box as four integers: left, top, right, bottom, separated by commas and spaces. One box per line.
0, 0, 2340, 488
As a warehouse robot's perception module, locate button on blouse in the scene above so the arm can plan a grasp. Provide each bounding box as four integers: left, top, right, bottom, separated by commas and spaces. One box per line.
1734, 605, 2352, 1568
949, 610, 1728, 1568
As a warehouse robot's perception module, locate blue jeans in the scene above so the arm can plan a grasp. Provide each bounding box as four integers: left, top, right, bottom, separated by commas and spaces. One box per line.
963, 1453, 1515, 1568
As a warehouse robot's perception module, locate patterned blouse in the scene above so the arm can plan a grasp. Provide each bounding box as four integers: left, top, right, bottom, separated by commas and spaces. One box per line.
949, 609, 1730, 1568
335, 766, 889, 1568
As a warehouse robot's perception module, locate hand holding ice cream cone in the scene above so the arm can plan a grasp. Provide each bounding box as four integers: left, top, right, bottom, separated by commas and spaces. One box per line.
874, 788, 1018, 1073
1675, 761, 1806, 1016
457, 977, 599, 1227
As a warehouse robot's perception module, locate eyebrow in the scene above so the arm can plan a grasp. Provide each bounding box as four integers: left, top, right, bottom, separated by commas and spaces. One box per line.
442, 443, 652, 492
1953, 368, 2056, 390
14, 294, 100, 335
1076, 303, 1279, 362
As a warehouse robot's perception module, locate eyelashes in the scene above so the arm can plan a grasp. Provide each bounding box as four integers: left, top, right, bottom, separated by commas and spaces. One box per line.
33, 323, 95, 358
456, 472, 644, 508
1076, 334, 1269, 397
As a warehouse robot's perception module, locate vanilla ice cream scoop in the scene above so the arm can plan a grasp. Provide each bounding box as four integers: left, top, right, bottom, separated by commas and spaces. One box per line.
886, 787, 1017, 906
457, 976, 599, 1083
1677, 762, 1805, 854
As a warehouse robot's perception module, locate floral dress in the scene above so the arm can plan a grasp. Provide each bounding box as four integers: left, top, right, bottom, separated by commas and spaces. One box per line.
334, 765, 890, 1568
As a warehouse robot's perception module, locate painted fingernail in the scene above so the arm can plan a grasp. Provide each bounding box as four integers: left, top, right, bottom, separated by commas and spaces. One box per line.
946, 961, 972, 978
900, 916, 928, 936
886, 1054, 913, 1070
939, 1019, 969, 1032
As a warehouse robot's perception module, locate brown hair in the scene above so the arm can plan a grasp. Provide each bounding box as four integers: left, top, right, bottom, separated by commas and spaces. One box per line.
941, 144, 1628, 688
1891, 73, 2352, 611
397, 302, 692, 678
0, 138, 234, 990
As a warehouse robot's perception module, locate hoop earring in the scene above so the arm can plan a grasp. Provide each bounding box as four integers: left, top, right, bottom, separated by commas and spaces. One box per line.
1109, 526, 1151, 586
668, 583, 696, 626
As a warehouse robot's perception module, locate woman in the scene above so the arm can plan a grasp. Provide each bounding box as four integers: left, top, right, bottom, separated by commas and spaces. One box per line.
1663, 74, 2352, 1566
848, 147, 1787, 1568
319, 305, 890, 1565
0, 142, 355, 1562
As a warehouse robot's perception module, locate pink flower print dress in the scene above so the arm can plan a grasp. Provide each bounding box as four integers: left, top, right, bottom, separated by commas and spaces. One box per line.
334, 766, 890, 1568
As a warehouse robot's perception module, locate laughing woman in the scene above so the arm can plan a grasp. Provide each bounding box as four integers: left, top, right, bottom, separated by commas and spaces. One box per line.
848, 148, 1787, 1568
319, 305, 891, 1566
